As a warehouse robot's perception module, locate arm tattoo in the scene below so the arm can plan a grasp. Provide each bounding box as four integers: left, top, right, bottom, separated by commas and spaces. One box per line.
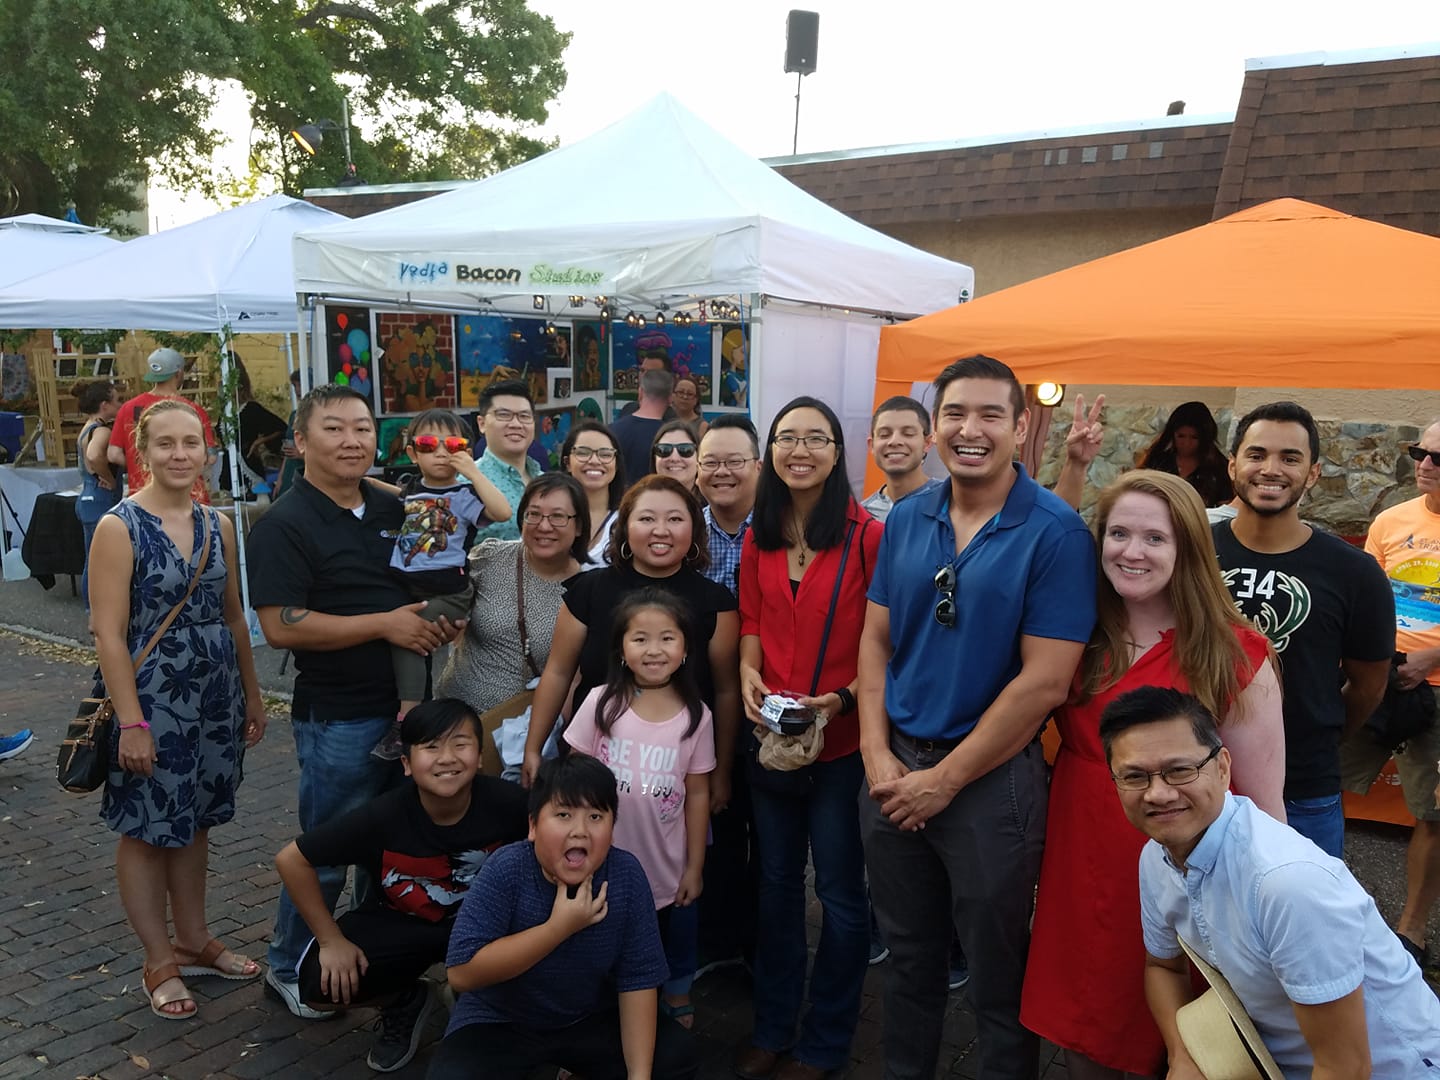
280, 606, 311, 626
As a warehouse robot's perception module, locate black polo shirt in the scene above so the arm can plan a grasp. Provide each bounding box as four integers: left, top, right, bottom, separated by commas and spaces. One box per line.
249, 475, 410, 721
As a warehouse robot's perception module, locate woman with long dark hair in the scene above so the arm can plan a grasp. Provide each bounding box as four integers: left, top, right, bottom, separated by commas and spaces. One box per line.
733, 396, 881, 1080
561, 421, 624, 569
1138, 401, 1233, 508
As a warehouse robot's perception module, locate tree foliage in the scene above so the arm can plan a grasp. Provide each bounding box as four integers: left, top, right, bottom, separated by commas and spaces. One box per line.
0, 0, 568, 226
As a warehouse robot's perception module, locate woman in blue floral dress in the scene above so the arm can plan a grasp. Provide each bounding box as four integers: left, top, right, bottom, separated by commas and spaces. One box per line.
90, 399, 267, 1020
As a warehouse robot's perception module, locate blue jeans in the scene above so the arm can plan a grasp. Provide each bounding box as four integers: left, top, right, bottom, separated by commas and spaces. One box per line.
79, 518, 99, 609
748, 748, 868, 1070
1285, 793, 1344, 858
658, 901, 699, 999
268, 713, 399, 980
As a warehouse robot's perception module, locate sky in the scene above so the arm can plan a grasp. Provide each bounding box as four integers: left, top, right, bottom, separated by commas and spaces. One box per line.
150, 0, 1440, 229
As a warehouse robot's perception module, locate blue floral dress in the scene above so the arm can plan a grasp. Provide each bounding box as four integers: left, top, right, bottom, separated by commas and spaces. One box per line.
101, 501, 245, 847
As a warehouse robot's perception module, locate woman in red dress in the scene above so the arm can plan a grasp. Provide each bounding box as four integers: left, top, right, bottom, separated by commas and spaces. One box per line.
1021, 470, 1285, 1079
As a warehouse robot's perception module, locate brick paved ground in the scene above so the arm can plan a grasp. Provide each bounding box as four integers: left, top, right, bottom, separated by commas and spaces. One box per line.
0, 624, 1432, 1080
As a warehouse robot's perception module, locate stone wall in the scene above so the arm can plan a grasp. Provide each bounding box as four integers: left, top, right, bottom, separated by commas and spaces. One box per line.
1032, 403, 1423, 537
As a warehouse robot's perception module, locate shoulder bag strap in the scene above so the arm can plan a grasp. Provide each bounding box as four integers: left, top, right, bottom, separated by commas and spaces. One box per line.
808, 519, 858, 696
515, 544, 541, 680
129, 508, 212, 674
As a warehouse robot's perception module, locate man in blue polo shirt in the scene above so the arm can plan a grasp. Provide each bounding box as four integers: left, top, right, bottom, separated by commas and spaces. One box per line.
857, 355, 1096, 1080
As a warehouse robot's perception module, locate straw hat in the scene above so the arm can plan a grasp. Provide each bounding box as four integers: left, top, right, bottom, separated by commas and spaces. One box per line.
1176, 938, 1284, 1080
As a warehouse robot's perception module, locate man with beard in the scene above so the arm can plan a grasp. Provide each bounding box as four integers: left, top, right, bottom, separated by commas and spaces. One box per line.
1211, 401, 1393, 857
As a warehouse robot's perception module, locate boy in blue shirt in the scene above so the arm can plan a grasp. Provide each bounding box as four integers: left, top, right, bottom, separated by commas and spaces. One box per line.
428, 754, 696, 1080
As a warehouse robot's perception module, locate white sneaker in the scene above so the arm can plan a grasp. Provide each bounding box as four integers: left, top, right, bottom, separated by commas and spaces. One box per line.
263, 968, 339, 1021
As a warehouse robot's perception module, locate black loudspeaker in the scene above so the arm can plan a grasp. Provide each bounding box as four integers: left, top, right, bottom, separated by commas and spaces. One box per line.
785, 10, 819, 75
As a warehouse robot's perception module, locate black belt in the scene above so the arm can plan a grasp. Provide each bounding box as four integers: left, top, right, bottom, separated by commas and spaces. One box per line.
891, 729, 963, 756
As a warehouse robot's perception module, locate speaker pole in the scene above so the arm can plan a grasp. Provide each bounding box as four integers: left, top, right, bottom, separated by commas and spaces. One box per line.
793, 72, 803, 155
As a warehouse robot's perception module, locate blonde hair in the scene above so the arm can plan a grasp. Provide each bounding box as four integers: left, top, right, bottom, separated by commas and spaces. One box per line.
133, 399, 206, 489
1080, 470, 1259, 723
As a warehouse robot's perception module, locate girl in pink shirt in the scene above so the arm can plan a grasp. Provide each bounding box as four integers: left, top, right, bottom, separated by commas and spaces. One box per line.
564, 588, 715, 1029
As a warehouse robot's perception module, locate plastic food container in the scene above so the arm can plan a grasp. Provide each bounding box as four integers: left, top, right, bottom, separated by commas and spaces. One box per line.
760, 692, 819, 736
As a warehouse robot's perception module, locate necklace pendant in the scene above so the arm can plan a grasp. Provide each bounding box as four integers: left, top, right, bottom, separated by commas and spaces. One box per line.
798, 548, 806, 566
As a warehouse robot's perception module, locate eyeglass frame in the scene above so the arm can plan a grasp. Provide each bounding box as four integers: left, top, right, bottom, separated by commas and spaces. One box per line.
1110, 744, 1222, 791
570, 446, 617, 463
1407, 444, 1440, 468
933, 564, 957, 628
771, 434, 837, 451
488, 407, 536, 426
654, 442, 697, 459
698, 455, 756, 473
521, 508, 578, 528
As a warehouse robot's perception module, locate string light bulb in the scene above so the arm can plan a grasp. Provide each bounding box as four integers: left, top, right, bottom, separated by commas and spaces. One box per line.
1035, 382, 1066, 407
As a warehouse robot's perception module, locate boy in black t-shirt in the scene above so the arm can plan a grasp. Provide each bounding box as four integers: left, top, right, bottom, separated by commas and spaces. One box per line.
276, 699, 527, 1073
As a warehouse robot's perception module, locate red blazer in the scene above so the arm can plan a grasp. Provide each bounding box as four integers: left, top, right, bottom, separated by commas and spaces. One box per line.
739, 501, 881, 760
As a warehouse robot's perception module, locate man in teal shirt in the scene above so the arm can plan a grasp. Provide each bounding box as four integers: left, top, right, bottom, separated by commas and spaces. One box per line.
473, 379, 542, 542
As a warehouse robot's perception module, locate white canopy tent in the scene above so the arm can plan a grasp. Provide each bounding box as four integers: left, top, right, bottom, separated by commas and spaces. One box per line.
0, 214, 119, 289
0, 194, 348, 613
292, 94, 974, 485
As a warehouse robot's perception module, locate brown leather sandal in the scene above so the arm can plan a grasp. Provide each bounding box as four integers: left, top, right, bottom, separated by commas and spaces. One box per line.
174, 938, 260, 981
143, 962, 197, 1020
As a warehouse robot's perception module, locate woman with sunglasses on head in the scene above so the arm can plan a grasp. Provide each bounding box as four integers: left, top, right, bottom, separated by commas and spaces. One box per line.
733, 397, 881, 1080
438, 473, 589, 776
671, 375, 709, 439
381, 409, 513, 742
1020, 470, 1284, 1080
652, 419, 704, 504
521, 477, 741, 811
561, 421, 625, 570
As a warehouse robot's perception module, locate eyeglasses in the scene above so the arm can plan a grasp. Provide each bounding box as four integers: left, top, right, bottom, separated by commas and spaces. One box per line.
410, 434, 469, 454
655, 443, 696, 459
489, 408, 535, 426
772, 434, 836, 451
1407, 445, 1440, 468
522, 508, 577, 527
698, 456, 755, 473
571, 446, 617, 463
933, 564, 957, 628
1111, 745, 1222, 791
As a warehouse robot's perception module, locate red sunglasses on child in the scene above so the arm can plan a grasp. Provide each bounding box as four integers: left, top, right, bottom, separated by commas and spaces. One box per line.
411, 434, 470, 453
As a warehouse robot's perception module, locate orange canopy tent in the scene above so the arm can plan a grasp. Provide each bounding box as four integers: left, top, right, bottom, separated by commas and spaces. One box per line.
875, 196, 1436, 829
874, 197, 1440, 406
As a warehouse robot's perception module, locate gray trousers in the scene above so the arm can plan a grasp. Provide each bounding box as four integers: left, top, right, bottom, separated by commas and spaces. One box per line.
860, 736, 1048, 1080
391, 584, 476, 702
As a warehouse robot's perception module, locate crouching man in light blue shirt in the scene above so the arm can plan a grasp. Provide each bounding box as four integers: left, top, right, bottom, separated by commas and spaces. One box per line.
1101, 685, 1440, 1080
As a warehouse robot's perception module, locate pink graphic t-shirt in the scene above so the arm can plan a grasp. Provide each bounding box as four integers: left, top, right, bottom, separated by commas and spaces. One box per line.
564, 688, 716, 908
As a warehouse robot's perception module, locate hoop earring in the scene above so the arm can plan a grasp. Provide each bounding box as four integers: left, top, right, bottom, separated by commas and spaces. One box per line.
619, 541, 633, 560
687, 542, 701, 562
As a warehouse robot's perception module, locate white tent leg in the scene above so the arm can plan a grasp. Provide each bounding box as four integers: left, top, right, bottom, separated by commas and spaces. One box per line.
216, 329, 253, 619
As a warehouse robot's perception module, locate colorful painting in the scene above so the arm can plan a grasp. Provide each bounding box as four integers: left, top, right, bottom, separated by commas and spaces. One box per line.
535, 407, 575, 470
455, 315, 551, 408
572, 321, 608, 393
718, 322, 748, 408
574, 394, 605, 424
376, 416, 414, 469
610, 322, 713, 401
376, 313, 456, 413
325, 306, 374, 401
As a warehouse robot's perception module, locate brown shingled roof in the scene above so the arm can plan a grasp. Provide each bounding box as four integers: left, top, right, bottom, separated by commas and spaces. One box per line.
772, 122, 1232, 227
1213, 54, 1440, 234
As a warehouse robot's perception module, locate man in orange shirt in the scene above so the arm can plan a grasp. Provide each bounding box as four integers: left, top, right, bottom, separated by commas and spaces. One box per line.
1342, 417, 1440, 966
109, 347, 216, 502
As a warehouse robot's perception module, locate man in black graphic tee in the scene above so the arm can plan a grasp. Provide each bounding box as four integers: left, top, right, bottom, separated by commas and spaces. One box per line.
1211, 402, 1393, 857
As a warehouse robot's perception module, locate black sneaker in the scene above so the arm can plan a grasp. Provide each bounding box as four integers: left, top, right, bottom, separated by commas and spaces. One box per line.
367, 982, 438, 1073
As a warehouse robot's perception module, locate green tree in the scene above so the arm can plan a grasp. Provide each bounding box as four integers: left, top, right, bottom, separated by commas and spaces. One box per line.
0, 0, 568, 227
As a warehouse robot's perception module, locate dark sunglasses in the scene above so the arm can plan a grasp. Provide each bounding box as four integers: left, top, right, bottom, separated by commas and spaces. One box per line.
411, 434, 469, 454
1407, 445, 1440, 468
933, 564, 957, 629
655, 442, 697, 459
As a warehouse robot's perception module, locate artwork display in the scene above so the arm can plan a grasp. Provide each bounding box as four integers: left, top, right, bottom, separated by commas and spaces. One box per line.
535, 408, 575, 470
325, 306, 374, 400
376, 313, 456, 413
376, 416, 414, 470
547, 367, 572, 404
574, 394, 606, 424
718, 322, 748, 408
456, 315, 551, 408
572, 321, 608, 393
610, 322, 713, 402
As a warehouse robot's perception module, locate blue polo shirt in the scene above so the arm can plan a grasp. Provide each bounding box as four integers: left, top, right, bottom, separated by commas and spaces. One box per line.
867, 464, 1096, 741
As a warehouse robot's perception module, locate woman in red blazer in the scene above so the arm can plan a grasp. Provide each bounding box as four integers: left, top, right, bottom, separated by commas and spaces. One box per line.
733, 396, 881, 1080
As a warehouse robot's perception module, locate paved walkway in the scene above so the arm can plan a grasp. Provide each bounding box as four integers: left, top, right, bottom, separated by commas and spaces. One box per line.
0, 620, 1431, 1079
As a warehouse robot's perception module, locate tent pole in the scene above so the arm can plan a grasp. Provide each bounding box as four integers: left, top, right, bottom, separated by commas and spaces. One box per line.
216, 327, 253, 618
747, 293, 764, 438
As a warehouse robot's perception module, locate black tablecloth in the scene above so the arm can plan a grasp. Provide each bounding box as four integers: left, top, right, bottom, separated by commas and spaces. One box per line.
22, 491, 86, 588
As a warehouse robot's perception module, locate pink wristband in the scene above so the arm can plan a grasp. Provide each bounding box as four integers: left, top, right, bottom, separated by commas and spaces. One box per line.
118, 721, 150, 731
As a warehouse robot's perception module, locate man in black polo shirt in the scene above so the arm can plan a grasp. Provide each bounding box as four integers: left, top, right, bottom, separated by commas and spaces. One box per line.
249, 384, 464, 1018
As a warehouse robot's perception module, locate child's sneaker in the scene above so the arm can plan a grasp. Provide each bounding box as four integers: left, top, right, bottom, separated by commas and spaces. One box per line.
370, 717, 405, 761
367, 981, 438, 1073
